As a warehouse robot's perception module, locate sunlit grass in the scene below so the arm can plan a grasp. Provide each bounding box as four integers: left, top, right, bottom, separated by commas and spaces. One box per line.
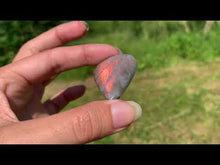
44, 60, 220, 144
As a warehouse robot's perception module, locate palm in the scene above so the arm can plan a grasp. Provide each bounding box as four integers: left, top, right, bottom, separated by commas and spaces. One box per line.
4, 21, 117, 121
21, 84, 47, 120
0, 21, 125, 144
6, 75, 47, 120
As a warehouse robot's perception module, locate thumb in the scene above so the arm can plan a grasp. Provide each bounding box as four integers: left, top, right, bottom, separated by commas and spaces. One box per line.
0, 100, 142, 144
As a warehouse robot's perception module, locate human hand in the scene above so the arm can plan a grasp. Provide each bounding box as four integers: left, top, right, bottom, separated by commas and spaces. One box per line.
0, 21, 142, 144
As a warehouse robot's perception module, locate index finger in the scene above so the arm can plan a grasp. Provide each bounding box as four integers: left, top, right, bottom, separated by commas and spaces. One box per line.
14, 21, 88, 61
7, 44, 120, 85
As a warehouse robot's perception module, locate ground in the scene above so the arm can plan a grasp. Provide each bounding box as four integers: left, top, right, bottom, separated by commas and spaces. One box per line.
43, 59, 220, 144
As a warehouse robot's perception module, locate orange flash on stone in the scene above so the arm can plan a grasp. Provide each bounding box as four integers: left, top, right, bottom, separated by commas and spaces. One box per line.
94, 54, 137, 100
105, 75, 115, 93
100, 64, 113, 84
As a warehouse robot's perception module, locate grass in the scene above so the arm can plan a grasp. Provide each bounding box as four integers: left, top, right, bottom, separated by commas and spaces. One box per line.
43, 59, 220, 144
56, 28, 220, 81
41, 21, 220, 143
2, 21, 220, 143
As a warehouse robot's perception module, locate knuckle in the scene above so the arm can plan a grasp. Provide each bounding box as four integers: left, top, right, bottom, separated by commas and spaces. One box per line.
18, 42, 28, 52
71, 106, 106, 143
81, 45, 92, 65
44, 49, 60, 74
71, 110, 96, 143
19, 42, 38, 55
54, 27, 65, 45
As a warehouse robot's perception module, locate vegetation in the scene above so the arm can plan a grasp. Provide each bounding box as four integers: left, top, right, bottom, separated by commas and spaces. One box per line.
2, 21, 220, 143
44, 60, 220, 143
1, 21, 220, 79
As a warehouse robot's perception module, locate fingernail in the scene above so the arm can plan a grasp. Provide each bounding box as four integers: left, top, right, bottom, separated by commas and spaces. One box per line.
126, 101, 142, 120
111, 101, 142, 129
81, 21, 89, 31
116, 47, 123, 55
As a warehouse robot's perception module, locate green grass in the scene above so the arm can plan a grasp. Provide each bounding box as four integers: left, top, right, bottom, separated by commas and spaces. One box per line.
44, 60, 220, 144
56, 28, 220, 81
2, 21, 220, 143
39, 21, 220, 143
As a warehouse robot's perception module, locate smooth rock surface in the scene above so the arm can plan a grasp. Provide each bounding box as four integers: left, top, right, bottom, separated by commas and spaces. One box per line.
94, 54, 137, 100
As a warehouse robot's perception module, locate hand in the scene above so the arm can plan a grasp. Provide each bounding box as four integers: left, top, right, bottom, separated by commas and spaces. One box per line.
0, 21, 142, 144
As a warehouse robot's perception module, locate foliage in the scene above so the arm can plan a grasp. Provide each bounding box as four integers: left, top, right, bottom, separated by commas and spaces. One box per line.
47, 61, 220, 144
2, 21, 220, 144
0, 21, 65, 65
1, 21, 220, 80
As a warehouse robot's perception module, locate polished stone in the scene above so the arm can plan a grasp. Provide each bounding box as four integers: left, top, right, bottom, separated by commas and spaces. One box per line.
94, 54, 137, 100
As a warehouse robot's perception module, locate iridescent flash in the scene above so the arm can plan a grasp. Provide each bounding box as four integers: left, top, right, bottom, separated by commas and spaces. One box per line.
94, 54, 137, 100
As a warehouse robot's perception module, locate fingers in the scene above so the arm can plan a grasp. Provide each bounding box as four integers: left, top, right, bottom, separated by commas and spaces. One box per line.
14, 21, 88, 61
20, 85, 86, 120
43, 85, 86, 116
0, 100, 142, 144
7, 44, 119, 85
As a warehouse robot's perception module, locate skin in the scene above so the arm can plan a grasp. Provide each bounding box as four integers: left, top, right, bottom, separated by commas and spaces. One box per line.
0, 21, 135, 144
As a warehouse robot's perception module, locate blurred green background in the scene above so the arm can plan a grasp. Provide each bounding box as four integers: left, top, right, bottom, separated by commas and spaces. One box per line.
2, 21, 220, 143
